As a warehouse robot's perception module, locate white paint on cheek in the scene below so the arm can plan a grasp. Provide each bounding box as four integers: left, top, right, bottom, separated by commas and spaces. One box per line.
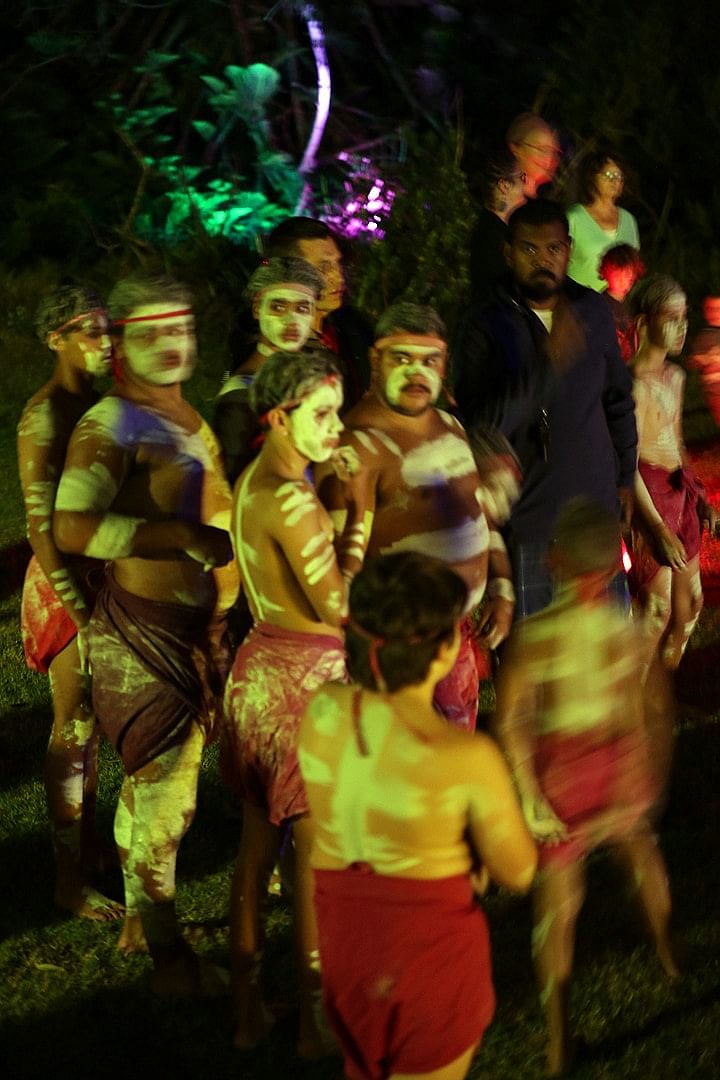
385, 362, 442, 404
85, 513, 145, 559
78, 340, 111, 376
55, 462, 119, 512
276, 481, 318, 526
258, 289, 315, 352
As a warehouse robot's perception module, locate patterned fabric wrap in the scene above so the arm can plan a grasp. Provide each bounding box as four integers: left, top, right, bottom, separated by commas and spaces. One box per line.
432, 620, 480, 732
21, 555, 78, 674
630, 462, 703, 591
221, 622, 346, 825
89, 571, 229, 775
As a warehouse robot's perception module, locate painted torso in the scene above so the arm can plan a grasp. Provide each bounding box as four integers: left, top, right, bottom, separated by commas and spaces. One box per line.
341, 402, 489, 610
632, 362, 684, 471
62, 393, 237, 611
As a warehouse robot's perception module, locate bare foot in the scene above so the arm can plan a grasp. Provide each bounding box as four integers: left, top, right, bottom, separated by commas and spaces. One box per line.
657, 939, 681, 979
117, 913, 149, 953
233, 994, 276, 1050
55, 883, 124, 922
152, 952, 230, 998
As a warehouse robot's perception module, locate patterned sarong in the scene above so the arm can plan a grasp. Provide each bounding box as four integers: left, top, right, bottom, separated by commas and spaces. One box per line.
630, 462, 703, 591
221, 622, 346, 825
89, 571, 229, 774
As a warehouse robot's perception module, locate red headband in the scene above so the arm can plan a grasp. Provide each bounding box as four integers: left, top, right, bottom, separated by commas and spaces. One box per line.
113, 308, 192, 326
50, 308, 106, 336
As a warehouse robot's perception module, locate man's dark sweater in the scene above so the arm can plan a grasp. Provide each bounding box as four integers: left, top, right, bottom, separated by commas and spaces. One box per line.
453, 279, 637, 547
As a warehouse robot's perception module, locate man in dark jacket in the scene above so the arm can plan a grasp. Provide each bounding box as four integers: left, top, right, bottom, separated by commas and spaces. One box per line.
454, 199, 637, 617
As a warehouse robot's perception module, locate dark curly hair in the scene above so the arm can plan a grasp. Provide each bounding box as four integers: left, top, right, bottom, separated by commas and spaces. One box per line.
347, 552, 467, 692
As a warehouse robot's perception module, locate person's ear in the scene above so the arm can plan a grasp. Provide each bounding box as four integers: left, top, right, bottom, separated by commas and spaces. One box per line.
252, 295, 261, 322
47, 331, 62, 353
266, 406, 290, 434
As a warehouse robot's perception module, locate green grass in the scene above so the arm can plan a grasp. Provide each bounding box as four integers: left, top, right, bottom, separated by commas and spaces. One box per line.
2, 286, 720, 1077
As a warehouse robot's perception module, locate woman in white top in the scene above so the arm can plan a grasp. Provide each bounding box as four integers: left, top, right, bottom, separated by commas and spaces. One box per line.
567, 150, 639, 292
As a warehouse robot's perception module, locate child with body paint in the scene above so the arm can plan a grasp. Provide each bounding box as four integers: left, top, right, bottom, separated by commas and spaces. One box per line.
220, 348, 357, 1054
629, 276, 716, 672
213, 256, 324, 486
495, 498, 678, 1077
687, 294, 720, 427
17, 286, 123, 921
53, 275, 238, 995
298, 551, 537, 1080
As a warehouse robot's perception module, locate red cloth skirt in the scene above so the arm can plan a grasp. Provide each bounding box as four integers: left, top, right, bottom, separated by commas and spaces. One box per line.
314, 867, 494, 1080
432, 620, 479, 732
630, 462, 703, 591
21, 555, 78, 674
221, 622, 346, 825
535, 728, 651, 868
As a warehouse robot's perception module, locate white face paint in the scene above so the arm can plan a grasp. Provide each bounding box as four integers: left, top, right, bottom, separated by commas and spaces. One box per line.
378, 341, 446, 414
257, 287, 315, 352
120, 305, 196, 386
73, 315, 112, 375
287, 381, 344, 463
652, 293, 688, 356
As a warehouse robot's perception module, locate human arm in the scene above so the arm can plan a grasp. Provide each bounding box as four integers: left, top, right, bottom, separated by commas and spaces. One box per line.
316, 432, 378, 584
466, 734, 538, 893
476, 526, 515, 649
212, 389, 259, 488
268, 479, 348, 626
17, 400, 91, 628
53, 407, 233, 568
493, 630, 568, 843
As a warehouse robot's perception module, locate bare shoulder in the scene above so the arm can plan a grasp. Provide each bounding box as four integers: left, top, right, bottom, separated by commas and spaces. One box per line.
436, 408, 467, 437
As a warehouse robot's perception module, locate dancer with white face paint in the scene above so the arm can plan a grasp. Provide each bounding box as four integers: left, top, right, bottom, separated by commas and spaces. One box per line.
220, 349, 354, 1055
214, 257, 324, 485
629, 276, 716, 783
17, 285, 120, 921
53, 275, 238, 996
318, 302, 517, 733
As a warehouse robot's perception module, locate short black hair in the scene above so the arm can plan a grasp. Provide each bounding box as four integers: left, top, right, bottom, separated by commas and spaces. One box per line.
263, 217, 338, 258
347, 552, 467, 692
598, 243, 644, 278
108, 275, 192, 329
250, 347, 341, 419
506, 198, 569, 243
478, 147, 524, 207
374, 302, 447, 342
35, 285, 104, 342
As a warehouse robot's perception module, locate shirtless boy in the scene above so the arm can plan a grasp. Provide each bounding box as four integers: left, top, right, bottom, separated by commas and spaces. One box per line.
318, 302, 515, 732
54, 275, 237, 994
220, 348, 352, 1053
495, 499, 677, 1075
214, 256, 324, 485
18, 285, 122, 920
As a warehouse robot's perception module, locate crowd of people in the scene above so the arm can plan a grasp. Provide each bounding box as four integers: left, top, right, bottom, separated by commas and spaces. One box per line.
16, 110, 718, 1079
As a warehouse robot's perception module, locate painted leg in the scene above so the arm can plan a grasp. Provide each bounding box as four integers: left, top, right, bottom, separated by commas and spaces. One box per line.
614, 828, 679, 978
293, 814, 336, 1058
661, 557, 702, 670
47, 639, 122, 920
229, 802, 281, 1048
115, 775, 147, 952
532, 862, 586, 1076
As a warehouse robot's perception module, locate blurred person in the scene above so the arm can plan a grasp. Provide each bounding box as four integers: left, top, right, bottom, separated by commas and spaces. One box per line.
18, 285, 122, 920
54, 275, 237, 994
507, 113, 562, 199
687, 294, 720, 426
299, 551, 537, 1080
318, 302, 518, 733
263, 216, 373, 407
598, 243, 646, 363
495, 498, 678, 1077
454, 199, 637, 617
567, 149, 640, 291
220, 350, 356, 1054
214, 256, 324, 487
469, 148, 527, 303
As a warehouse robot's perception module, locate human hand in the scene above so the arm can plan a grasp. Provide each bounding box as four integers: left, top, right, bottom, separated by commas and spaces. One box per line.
184, 525, 234, 571
653, 522, 687, 569
329, 445, 361, 482
698, 499, 719, 537
521, 795, 568, 844
477, 462, 521, 525
476, 597, 514, 650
